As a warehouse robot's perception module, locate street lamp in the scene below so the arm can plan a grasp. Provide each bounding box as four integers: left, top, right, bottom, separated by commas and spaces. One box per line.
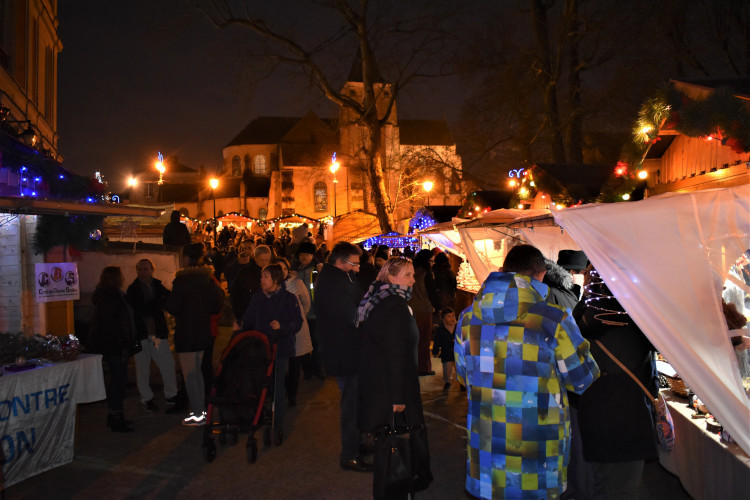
155, 152, 165, 185
422, 180, 434, 205
329, 153, 340, 217
127, 176, 137, 202
210, 177, 219, 246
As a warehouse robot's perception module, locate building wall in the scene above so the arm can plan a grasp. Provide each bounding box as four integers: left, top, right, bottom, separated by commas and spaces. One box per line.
0, 214, 45, 334
0, 0, 60, 157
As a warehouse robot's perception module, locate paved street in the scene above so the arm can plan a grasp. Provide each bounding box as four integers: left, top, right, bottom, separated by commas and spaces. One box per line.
7, 327, 690, 499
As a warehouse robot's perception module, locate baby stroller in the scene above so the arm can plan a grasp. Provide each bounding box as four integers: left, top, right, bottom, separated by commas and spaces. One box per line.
202, 330, 277, 463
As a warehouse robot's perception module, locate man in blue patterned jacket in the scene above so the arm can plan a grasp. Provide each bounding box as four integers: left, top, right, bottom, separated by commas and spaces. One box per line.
455, 244, 599, 499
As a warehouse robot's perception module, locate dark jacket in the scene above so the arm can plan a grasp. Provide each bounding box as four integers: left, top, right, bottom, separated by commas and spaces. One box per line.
126, 277, 171, 340
431, 323, 455, 363
358, 294, 425, 431
409, 267, 438, 314
162, 220, 191, 248
543, 259, 579, 312
229, 261, 262, 320
433, 263, 457, 309
241, 287, 303, 359
89, 287, 135, 356
357, 260, 379, 296
573, 299, 658, 463
313, 263, 363, 376
166, 266, 225, 353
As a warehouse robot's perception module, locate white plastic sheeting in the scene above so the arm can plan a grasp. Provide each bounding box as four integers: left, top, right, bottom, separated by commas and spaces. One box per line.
552, 184, 750, 456
457, 216, 580, 284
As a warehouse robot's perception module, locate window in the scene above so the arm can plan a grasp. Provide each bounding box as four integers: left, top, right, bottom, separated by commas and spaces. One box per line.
258, 208, 267, 220
254, 155, 267, 175
144, 182, 155, 198
314, 181, 328, 212
44, 46, 54, 120
232, 156, 241, 176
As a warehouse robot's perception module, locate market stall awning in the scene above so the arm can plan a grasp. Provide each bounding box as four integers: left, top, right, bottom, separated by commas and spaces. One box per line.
332, 210, 380, 243
552, 184, 750, 456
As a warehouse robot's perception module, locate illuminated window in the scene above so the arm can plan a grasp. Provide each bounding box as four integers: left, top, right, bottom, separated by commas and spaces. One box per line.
232, 156, 241, 176
254, 155, 267, 175
258, 208, 267, 220
314, 181, 328, 212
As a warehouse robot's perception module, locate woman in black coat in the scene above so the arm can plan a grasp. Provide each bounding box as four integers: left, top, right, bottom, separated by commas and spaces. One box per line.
357, 257, 432, 499
89, 266, 136, 433
573, 270, 658, 500
241, 263, 303, 445
166, 243, 225, 427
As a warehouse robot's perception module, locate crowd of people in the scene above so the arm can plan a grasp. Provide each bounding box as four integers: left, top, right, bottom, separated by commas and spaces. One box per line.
90, 214, 707, 500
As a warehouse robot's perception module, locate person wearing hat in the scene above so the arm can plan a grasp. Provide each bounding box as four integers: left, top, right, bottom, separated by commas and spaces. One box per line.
294, 240, 325, 380
556, 249, 588, 299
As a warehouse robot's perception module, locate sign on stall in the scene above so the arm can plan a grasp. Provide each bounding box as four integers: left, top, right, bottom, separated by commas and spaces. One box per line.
34, 263, 80, 303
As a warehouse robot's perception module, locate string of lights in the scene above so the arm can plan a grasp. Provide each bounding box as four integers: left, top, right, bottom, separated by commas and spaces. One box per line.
583, 269, 630, 326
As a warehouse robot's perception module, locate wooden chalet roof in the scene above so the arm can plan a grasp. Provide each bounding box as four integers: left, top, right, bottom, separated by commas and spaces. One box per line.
671, 77, 750, 99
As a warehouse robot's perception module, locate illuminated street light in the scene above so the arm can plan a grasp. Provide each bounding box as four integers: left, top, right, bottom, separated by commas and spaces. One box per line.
422, 180, 434, 205
638, 170, 648, 180
155, 152, 165, 185
329, 153, 339, 217
127, 177, 137, 187
210, 177, 219, 246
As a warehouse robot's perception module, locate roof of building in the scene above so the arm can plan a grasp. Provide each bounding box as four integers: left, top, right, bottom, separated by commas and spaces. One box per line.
226, 117, 301, 147
347, 48, 385, 84
399, 119, 454, 146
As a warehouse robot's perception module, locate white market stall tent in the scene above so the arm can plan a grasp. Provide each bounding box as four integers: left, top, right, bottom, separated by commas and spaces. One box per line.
455, 209, 580, 283
552, 184, 750, 456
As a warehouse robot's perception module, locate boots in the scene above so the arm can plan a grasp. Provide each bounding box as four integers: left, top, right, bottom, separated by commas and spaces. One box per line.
107, 412, 134, 433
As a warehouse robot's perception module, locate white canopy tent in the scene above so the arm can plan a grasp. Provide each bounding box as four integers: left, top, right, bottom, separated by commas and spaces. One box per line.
456, 209, 580, 283
552, 184, 750, 456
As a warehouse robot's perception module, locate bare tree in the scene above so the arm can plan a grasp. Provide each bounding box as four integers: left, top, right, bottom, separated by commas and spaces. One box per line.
192, 0, 459, 232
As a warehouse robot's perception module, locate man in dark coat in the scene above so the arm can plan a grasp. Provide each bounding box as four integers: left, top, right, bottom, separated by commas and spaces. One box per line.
544, 258, 580, 312
162, 210, 191, 248
229, 244, 271, 322
313, 241, 371, 472
126, 259, 177, 412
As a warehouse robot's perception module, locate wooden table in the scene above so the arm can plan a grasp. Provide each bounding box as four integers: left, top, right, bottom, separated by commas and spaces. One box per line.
658, 390, 750, 499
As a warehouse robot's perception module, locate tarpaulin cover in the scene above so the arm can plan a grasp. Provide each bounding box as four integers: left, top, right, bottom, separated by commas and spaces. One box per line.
552, 184, 750, 455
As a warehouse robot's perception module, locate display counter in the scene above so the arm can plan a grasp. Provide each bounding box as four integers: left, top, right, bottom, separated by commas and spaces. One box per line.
0, 354, 106, 488
658, 390, 750, 499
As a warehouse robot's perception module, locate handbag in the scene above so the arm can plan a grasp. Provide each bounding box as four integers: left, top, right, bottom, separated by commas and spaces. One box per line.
373, 412, 433, 498
595, 340, 675, 452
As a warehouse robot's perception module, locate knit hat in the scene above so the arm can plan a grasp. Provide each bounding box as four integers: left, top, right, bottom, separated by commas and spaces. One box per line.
297, 241, 316, 255
557, 250, 588, 271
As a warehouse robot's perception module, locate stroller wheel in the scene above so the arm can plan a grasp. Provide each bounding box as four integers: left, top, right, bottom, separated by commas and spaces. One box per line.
218, 431, 227, 446
230, 428, 239, 445
202, 441, 217, 462
263, 427, 272, 446
247, 442, 258, 463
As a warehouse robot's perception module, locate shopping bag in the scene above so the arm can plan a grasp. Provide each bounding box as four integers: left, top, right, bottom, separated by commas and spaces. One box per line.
373, 416, 433, 498
653, 392, 675, 452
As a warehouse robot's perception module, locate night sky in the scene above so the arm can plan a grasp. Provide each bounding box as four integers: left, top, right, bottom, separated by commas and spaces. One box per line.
57, 1, 462, 189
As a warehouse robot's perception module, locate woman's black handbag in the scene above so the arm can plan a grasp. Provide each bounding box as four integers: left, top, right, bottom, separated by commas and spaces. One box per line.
373, 413, 433, 498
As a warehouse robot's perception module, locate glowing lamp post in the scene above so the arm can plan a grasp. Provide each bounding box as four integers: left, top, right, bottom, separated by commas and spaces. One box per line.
422, 180, 434, 205
127, 176, 137, 201
154, 152, 166, 202
210, 177, 219, 246
329, 153, 340, 217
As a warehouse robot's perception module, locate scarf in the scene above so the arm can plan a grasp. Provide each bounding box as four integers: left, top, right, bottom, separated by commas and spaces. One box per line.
356, 280, 413, 326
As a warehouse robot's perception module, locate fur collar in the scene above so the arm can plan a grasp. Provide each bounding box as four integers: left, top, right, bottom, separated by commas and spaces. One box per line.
543, 259, 574, 291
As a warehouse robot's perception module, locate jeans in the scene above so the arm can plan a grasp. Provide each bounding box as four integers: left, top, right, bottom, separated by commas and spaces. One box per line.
134, 338, 178, 403
178, 351, 205, 414
274, 356, 290, 432
103, 351, 129, 412
337, 374, 360, 461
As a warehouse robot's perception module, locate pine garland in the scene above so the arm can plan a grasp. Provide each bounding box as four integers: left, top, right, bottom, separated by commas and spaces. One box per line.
623, 84, 750, 167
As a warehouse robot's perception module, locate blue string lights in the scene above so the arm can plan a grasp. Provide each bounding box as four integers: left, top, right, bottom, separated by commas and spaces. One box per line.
409, 208, 438, 233
363, 231, 420, 250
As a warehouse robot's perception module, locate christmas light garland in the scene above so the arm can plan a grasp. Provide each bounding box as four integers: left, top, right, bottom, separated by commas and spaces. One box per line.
583, 269, 630, 326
